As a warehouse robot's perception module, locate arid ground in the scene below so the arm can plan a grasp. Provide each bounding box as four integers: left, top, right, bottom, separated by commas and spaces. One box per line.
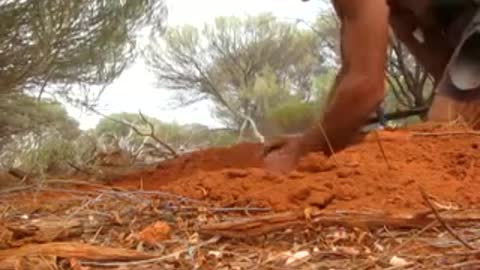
1, 122, 480, 269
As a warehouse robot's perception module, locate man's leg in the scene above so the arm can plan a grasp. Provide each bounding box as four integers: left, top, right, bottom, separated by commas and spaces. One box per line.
388, 6, 452, 82
430, 8, 480, 128
389, 4, 480, 128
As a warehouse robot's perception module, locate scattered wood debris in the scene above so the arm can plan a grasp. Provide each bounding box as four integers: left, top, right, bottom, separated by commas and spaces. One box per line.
0, 180, 479, 269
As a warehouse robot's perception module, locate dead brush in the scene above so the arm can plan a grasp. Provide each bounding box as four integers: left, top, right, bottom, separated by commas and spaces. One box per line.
0, 179, 479, 270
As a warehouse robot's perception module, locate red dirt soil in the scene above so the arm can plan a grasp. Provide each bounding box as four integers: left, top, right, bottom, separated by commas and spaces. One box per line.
112, 123, 480, 215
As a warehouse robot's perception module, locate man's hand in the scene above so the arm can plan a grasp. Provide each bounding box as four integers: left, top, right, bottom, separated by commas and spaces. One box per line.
262, 134, 305, 174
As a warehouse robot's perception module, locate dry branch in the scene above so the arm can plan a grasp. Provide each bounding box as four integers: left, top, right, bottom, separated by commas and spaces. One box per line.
0, 242, 155, 262
5, 217, 83, 245
82, 104, 178, 158
420, 188, 476, 250
137, 111, 179, 157
200, 209, 480, 238
412, 130, 480, 137
80, 236, 220, 267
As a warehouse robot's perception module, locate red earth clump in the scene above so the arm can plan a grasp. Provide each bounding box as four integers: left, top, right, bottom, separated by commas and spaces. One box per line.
113, 142, 264, 188
113, 123, 480, 215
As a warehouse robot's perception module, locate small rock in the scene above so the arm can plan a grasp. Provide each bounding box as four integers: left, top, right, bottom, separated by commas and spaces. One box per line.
336, 168, 353, 178
323, 182, 334, 190
389, 256, 410, 267
401, 179, 415, 186
208, 250, 222, 258
289, 187, 311, 201
297, 154, 336, 173
262, 172, 283, 183
224, 169, 249, 178
288, 171, 306, 179
136, 221, 171, 245
285, 250, 310, 265
308, 192, 335, 209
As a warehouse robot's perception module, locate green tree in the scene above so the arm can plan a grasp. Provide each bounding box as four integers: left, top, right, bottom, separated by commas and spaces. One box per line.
145, 14, 326, 140
266, 99, 317, 134
0, 0, 168, 161
0, 94, 79, 147
14, 135, 77, 175
0, 0, 167, 96
0, 98, 81, 173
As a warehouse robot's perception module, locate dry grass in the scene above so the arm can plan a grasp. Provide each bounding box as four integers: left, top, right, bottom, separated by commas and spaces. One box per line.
0, 181, 479, 270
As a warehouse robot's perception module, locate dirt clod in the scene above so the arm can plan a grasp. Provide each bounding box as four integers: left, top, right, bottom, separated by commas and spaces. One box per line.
136, 221, 172, 245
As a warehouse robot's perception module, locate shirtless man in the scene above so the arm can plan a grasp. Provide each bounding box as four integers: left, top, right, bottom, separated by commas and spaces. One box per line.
263, 0, 480, 173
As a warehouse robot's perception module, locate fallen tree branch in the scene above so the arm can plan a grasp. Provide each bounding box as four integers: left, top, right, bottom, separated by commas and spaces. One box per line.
6, 168, 28, 180
79, 236, 220, 267
200, 209, 480, 238
0, 242, 154, 262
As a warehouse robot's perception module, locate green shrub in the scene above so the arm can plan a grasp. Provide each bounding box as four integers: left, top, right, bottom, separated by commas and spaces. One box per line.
267, 100, 317, 134
17, 136, 76, 175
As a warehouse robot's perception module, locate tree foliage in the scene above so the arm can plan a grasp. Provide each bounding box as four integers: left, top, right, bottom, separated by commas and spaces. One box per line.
0, 0, 168, 167
0, 95, 80, 147
266, 99, 317, 134
14, 135, 77, 175
145, 14, 325, 139
0, 0, 167, 96
0, 98, 81, 173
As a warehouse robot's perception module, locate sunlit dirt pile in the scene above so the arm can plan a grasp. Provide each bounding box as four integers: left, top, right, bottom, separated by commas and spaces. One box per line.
113, 123, 480, 214
114, 142, 264, 187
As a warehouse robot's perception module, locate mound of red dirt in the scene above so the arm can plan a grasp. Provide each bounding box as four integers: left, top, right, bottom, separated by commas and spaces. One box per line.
113, 123, 480, 215
113, 142, 264, 187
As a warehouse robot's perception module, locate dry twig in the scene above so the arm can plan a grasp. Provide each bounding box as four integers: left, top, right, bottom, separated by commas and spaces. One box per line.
412, 130, 480, 137
81, 104, 178, 158
420, 187, 476, 250
373, 130, 393, 169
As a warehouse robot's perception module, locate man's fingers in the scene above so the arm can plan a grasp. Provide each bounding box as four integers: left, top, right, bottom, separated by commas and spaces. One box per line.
262, 139, 286, 156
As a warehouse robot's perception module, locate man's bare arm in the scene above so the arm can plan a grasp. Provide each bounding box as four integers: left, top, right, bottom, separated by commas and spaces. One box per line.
299, 0, 390, 154
263, 0, 390, 173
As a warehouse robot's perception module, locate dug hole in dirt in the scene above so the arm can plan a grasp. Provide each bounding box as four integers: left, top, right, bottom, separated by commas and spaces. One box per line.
112, 122, 480, 215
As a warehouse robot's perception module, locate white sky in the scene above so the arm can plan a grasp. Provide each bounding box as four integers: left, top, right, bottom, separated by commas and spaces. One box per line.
67, 0, 326, 130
